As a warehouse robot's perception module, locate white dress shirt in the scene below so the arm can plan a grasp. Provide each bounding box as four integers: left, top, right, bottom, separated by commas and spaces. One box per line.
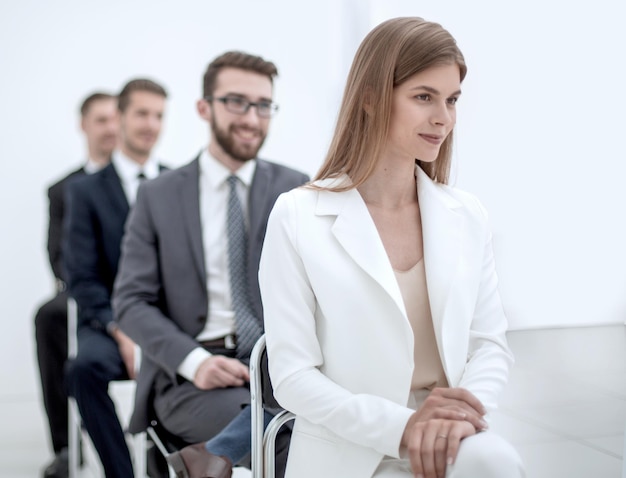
111, 151, 160, 204
177, 149, 257, 381
84, 157, 107, 174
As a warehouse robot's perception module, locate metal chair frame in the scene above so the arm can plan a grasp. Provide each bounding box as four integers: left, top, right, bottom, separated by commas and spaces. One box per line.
145, 423, 177, 478
250, 335, 295, 478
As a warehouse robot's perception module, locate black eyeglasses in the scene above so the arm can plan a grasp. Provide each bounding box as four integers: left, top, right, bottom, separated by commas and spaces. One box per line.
205, 95, 279, 118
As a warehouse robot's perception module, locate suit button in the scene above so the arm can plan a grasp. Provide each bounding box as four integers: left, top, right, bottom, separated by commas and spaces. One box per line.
197, 315, 206, 323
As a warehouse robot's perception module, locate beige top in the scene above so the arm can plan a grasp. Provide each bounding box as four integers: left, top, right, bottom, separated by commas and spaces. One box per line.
394, 259, 448, 391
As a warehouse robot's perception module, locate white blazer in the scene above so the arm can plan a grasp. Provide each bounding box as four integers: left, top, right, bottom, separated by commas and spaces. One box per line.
259, 166, 513, 478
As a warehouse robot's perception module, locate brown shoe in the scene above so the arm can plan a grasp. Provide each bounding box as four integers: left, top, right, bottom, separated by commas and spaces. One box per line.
166, 443, 233, 478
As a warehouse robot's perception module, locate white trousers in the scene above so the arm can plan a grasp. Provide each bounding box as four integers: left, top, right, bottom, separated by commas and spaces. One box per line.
373, 431, 525, 477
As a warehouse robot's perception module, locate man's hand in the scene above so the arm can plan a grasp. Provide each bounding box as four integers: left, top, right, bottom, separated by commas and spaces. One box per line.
193, 355, 250, 390
111, 328, 137, 379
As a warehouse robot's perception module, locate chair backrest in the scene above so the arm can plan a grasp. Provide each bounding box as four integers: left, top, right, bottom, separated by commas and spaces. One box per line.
67, 297, 78, 358
249, 334, 295, 478
250, 334, 267, 476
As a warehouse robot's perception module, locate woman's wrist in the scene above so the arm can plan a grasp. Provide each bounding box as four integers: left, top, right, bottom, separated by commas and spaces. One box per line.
401, 411, 419, 447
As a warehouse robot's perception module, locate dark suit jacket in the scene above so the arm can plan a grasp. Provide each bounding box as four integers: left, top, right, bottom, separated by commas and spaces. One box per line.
64, 163, 130, 330
112, 157, 309, 433
47, 167, 85, 282
64, 162, 168, 330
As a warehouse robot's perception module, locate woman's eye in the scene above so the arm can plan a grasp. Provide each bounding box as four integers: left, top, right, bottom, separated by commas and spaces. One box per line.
415, 94, 430, 101
447, 97, 459, 105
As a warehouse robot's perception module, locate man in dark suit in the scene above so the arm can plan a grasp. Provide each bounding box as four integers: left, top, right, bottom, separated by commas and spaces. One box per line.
112, 51, 309, 478
35, 92, 117, 478
64, 78, 168, 478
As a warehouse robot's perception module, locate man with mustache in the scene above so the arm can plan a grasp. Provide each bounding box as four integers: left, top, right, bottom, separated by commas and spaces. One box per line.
36, 91, 117, 478
64, 78, 168, 477
113, 51, 309, 478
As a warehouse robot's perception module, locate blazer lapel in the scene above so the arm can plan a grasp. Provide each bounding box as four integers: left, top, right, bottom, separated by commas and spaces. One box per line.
316, 179, 406, 317
416, 166, 463, 371
101, 164, 129, 216
178, 158, 206, 282
248, 159, 270, 248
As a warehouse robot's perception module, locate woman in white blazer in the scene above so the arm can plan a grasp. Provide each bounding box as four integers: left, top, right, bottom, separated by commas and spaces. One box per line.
259, 17, 525, 478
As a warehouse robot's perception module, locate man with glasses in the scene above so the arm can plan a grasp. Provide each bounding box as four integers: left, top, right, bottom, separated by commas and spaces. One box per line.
113, 51, 309, 478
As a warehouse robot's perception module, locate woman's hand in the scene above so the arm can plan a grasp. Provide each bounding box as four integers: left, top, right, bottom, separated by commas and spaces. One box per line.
400, 388, 488, 477
405, 418, 476, 478
406, 387, 488, 433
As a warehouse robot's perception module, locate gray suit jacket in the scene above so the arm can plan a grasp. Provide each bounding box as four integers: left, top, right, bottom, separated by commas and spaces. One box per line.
112, 156, 309, 433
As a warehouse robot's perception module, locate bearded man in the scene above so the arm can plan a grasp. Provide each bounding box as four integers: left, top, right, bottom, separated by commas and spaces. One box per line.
112, 51, 309, 478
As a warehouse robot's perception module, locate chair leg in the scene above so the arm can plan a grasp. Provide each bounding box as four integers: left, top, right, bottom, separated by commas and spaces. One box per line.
146, 426, 178, 478
68, 397, 82, 478
67, 298, 82, 478
131, 431, 147, 477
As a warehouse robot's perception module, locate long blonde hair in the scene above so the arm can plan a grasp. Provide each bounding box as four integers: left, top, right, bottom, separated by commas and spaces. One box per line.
315, 17, 467, 189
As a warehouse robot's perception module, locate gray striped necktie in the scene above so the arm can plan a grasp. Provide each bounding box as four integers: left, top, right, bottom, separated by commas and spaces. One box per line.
226, 175, 262, 358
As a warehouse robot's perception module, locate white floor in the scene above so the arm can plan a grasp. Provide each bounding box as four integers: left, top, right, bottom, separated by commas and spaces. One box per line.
2, 325, 624, 477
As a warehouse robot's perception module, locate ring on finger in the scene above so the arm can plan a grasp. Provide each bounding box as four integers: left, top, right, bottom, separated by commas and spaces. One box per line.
436, 435, 448, 440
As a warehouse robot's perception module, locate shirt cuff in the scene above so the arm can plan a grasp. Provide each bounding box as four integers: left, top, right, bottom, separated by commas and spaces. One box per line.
106, 321, 119, 337
177, 347, 212, 382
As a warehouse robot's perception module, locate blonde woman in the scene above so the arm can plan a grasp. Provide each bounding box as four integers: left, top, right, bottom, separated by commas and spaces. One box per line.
259, 17, 525, 478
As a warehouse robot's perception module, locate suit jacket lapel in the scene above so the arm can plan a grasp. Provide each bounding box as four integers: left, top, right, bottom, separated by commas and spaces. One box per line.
315, 170, 465, 369
316, 180, 406, 317
248, 159, 270, 247
101, 163, 129, 216
416, 166, 463, 373
178, 158, 206, 282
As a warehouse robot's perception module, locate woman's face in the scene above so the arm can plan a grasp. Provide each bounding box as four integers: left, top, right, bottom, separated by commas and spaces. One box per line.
385, 63, 461, 163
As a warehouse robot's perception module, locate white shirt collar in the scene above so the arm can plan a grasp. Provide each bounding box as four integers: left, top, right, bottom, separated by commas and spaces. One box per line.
112, 150, 160, 182
198, 148, 256, 189
84, 158, 107, 174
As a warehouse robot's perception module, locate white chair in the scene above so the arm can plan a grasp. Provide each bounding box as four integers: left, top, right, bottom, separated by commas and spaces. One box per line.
250, 335, 295, 478
67, 297, 148, 477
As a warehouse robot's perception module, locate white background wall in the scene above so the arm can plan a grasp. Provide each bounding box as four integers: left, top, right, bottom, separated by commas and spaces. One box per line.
0, 0, 624, 414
